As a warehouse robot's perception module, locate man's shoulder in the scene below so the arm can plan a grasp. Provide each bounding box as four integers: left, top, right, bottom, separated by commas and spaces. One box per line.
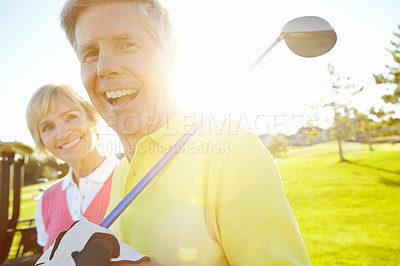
197, 116, 256, 145
114, 156, 129, 174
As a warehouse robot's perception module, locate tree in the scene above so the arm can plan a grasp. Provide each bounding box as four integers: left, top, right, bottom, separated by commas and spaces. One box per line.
353, 111, 379, 151
329, 110, 354, 160
24, 154, 69, 185
323, 64, 360, 161
24, 155, 42, 185
373, 25, 400, 105
267, 135, 287, 158
371, 25, 400, 136
296, 124, 329, 145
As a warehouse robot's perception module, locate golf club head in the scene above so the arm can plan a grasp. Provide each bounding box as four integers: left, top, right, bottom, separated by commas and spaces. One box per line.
282, 16, 337, 57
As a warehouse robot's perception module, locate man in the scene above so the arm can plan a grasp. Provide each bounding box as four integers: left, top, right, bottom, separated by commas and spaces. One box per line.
42, 0, 311, 264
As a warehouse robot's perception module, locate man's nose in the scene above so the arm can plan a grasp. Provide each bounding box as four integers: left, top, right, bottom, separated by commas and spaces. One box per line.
97, 49, 122, 78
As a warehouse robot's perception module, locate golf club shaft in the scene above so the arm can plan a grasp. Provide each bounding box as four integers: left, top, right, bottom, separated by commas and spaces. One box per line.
242, 33, 286, 79
100, 118, 204, 228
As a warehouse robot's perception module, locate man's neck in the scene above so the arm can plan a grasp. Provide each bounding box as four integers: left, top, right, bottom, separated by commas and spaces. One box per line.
120, 107, 181, 162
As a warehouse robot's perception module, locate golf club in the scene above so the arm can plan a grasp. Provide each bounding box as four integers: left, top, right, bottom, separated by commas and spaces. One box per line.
243, 16, 337, 78
100, 16, 337, 229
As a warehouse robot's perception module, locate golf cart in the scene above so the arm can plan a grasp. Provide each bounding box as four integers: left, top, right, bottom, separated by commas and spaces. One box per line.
0, 142, 43, 266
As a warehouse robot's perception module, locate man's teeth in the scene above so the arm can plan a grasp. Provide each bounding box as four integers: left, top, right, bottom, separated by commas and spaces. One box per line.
106, 89, 137, 99
61, 138, 80, 149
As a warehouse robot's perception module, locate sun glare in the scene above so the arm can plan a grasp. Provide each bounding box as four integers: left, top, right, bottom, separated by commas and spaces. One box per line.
168, 0, 327, 136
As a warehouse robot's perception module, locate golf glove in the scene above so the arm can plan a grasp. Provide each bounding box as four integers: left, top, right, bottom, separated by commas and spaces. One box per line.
35, 220, 153, 266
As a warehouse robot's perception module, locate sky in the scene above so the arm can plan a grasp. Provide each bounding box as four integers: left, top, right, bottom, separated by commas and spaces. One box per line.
1, 0, 399, 152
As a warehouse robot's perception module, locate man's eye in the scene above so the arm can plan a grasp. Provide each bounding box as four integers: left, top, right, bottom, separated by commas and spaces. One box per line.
120, 41, 139, 51
82, 50, 99, 63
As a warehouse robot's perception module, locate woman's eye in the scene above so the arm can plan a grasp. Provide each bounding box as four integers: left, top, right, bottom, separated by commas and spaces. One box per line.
66, 114, 78, 122
41, 124, 54, 133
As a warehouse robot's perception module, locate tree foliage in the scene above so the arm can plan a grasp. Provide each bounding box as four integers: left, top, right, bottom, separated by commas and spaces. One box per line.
352, 111, 380, 151
23, 154, 68, 185
267, 135, 287, 158
373, 25, 400, 104
296, 124, 330, 145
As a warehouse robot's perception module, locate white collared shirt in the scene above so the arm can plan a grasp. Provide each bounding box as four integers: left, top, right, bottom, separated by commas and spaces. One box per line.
35, 154, 119, 246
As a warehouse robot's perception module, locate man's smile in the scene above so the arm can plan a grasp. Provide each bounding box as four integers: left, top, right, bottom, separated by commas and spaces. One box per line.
105, 88, 139, 106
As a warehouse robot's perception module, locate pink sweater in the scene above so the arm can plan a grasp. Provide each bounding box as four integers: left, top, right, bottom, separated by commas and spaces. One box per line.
42, 169, 114, 251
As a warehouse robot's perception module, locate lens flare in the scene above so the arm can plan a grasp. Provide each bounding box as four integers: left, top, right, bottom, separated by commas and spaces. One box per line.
177, 246, 199, 262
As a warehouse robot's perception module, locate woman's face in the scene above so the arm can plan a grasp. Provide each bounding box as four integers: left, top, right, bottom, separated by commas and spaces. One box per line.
38, 95, 97, 163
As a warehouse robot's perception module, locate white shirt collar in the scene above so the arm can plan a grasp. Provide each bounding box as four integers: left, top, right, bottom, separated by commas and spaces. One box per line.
61, 170, 75, 191
61, 154, 119, 191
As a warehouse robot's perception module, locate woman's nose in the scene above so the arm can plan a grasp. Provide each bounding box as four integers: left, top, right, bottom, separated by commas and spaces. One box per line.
56, 123, 72, 139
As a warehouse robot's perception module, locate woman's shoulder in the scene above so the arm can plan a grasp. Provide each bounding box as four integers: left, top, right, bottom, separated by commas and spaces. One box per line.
41, 175, 69, 197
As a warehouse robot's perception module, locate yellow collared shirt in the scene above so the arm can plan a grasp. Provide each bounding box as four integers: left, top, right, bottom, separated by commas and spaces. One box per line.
107, 113, 310, 265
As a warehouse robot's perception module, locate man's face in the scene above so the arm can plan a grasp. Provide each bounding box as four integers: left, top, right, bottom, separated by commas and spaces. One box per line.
75, 2, 175, 138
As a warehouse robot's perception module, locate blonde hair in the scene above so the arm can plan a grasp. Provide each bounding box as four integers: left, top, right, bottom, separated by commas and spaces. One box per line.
60, 0, 174, 52
26, 84, 99, 158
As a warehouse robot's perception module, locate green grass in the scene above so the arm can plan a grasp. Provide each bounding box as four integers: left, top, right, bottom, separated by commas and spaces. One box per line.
277, 141, 400, 265
12, 141, 400, 265
6, 182, 54, 259
15, 182, 53, 220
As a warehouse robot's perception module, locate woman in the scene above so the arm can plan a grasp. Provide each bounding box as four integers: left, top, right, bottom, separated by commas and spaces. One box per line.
26, 84, 119, 251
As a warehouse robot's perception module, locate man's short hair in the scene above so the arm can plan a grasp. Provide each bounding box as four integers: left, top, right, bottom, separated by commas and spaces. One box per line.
26, 84, 99, 158
60, 0, 174, 53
